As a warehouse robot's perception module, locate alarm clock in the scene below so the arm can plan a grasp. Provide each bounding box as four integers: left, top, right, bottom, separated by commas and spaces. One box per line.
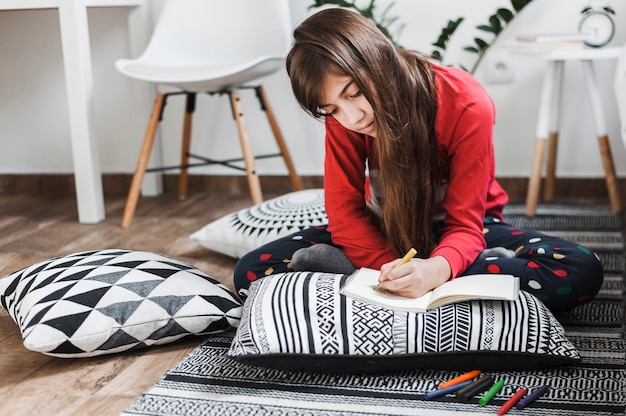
579, 1, 616, 48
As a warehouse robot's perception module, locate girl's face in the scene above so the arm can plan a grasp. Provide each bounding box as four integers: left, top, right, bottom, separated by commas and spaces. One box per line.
319, 73, 376, 137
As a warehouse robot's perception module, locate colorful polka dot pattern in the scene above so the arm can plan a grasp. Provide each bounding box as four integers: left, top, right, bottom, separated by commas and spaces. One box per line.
235, 218, 603, 311
469, 217, 603, 311
234, 226, 332, 299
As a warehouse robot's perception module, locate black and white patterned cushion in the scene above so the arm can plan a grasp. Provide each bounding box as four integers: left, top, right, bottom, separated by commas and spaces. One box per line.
190, 189, 327, 258
0, 249, 242, 357
228, 272, 581, 373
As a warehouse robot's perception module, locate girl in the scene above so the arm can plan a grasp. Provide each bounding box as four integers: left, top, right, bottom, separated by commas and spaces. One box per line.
233, 8, 603, 312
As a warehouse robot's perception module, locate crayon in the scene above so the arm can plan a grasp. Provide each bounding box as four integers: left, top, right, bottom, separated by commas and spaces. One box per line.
424, 380, 472, 400
498, 387, 527, 415
438, 370, 481, 389
479, 379, 505, 406
455, 375, 495, 402
516, 384, 550, 410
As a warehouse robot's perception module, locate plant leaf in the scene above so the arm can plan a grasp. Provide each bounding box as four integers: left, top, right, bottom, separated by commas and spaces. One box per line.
497, 8, 515, 23
511, 0, 533, 13
431, 0, 535, 73
430, 17, 464, 51
477, 24, 496, 34
475, 38, 489, 50
488, 14, 503, 34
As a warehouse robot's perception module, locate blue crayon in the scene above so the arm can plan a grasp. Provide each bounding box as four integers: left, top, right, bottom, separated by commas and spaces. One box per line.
424, 380, 472, 400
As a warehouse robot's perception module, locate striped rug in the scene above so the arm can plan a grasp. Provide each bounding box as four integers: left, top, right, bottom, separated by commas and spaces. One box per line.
122, 204, 626, 416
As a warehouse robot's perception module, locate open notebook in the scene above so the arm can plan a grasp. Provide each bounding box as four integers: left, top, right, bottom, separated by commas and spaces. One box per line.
341, 268, 520, 313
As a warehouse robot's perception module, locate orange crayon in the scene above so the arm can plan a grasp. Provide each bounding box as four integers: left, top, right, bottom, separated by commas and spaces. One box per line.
438, 370, 481, 389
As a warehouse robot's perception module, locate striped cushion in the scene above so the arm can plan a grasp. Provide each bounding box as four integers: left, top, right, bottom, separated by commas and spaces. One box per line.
227, 271, 580, 373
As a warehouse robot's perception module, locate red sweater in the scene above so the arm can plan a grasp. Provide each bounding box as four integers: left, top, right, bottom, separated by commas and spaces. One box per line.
323, 63, 509, 278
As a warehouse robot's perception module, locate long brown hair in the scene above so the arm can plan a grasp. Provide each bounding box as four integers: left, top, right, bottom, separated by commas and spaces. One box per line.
286, 8, 440, 259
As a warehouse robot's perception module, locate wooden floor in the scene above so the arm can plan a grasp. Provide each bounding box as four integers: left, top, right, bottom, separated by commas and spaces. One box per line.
0, 183, 623, 415
0, 190, 285, 416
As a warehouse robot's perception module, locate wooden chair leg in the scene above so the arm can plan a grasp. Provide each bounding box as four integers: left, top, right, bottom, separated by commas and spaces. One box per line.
597, 134, 622, 213
121, 93, 165, 228
543, 131, 559, 201
256, 86, 304, 192
229, 90, 263, 204
525, 137, 546, 217
178, 93, 196, 200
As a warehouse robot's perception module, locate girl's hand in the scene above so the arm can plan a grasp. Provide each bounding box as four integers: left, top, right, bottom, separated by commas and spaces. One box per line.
377, 255, 451, 298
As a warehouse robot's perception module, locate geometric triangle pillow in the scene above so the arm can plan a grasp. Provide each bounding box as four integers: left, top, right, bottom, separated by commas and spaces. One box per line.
0, 249, 242, 357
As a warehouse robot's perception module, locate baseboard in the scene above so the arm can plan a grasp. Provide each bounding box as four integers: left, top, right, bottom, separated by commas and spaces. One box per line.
0, 174, 623, 204
495, 177, 626, 204
0, 174, 324, 198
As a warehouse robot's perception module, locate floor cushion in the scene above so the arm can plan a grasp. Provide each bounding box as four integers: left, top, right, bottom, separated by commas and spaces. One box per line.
190, 188, 327, 258
0, 249, 242, 357
227, 271, 581, 373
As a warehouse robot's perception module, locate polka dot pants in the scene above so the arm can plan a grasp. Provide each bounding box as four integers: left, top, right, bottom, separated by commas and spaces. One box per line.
462, 217, 603, 312
234, 226, 333, 300
233, 219, 604, 311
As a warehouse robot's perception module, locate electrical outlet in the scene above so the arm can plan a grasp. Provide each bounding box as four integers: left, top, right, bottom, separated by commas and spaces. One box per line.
486, 52, 515, 84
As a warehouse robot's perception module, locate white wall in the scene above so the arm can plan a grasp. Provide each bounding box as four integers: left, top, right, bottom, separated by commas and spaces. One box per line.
0, 0, 625, 179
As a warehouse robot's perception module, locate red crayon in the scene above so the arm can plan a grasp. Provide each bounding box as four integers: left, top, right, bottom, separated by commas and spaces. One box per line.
498, 387, 527, 415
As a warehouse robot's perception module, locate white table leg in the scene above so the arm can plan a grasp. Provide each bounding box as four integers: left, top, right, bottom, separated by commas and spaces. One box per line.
582, 60, 607, 136
543, 60, 564, 201
581, 60, 622, 213
58, 0, 105, 223
526, 60, 560, 216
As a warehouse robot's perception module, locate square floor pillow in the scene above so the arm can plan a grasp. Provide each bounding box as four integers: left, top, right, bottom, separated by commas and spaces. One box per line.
190, 188, 327, 258
227, 271, 581, 373
0, 249, 242, 357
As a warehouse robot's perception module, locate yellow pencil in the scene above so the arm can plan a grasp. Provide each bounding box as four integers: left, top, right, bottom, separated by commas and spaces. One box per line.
375, 247, 417, 292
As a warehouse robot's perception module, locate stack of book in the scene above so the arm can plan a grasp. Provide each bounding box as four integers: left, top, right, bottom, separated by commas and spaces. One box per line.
509, 33, 589, 54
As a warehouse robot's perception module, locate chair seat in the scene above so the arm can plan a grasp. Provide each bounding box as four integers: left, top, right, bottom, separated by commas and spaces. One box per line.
116, 56, 284, 92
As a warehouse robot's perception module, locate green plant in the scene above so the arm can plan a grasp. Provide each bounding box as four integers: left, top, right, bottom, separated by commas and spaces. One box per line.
308, 0, 534, 75
430, 17, 465, 63
308, 0, 404, 48
431, 0, 534, 73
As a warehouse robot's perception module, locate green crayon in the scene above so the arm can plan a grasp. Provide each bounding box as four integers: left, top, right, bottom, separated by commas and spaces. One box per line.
479, 379, 505, 406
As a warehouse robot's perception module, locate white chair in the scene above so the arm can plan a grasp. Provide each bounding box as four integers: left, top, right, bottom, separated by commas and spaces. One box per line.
117, 0, 303, 228
615, 42, 626, 152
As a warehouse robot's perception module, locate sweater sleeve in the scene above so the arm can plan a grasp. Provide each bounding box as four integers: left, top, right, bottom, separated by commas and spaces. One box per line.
323, 117, 396, 269
430, 67, 502, 278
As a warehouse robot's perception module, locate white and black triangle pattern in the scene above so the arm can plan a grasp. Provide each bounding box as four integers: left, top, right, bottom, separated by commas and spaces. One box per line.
0, 249, 243, 357
229, 271, 581, 372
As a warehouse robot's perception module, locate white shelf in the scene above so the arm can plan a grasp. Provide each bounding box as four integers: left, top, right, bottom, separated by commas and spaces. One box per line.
511, 44, 622, 61
540, 47, 622, 61
0, 0, 142, 10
